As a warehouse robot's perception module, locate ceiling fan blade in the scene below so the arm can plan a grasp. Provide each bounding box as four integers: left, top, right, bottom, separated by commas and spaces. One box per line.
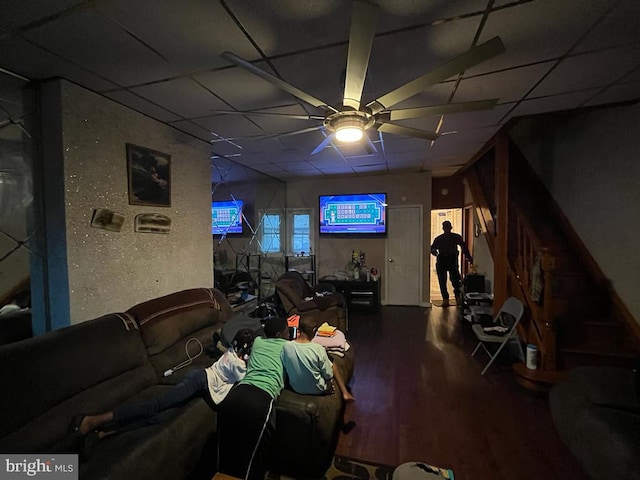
311, 133, 336, 155
377, 122, 439, 141
390, 99, 499, 120
211, 110, 325, 121
221, 51, 338, 113
367, 36, 505, 114
343, 0, 378, 110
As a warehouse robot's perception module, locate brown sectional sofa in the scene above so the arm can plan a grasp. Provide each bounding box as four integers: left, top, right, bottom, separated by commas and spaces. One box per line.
0, 287, 354, 480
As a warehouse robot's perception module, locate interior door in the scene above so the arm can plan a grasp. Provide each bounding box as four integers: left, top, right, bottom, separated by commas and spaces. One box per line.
385, 205, 422, 305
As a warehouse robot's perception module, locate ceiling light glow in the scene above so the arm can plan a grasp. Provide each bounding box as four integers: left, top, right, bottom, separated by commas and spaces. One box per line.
336, 125, 363, 142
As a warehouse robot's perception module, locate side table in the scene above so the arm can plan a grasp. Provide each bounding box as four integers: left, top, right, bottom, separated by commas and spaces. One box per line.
320, 279, 381, 312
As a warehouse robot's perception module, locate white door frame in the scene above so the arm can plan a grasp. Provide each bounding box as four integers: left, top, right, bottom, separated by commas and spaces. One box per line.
384, 204, 425, 306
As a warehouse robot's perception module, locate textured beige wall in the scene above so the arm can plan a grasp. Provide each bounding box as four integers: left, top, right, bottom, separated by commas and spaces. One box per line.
60, 81, 212, 323
286, 172, 432, 304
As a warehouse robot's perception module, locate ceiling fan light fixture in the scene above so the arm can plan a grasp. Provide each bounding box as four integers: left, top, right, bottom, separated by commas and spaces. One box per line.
336, 126, 363, 143
333, 117, 365, 143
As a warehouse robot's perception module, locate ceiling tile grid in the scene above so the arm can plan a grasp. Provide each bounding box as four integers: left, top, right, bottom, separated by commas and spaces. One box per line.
0, 0, 638, 180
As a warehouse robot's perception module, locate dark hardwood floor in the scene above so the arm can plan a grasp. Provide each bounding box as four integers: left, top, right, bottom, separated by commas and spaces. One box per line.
335, 305, 590, 480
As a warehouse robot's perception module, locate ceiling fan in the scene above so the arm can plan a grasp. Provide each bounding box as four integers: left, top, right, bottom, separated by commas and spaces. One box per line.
217, 0, 505, 155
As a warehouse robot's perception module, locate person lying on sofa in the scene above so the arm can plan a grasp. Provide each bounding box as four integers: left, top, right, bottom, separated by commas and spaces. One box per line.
217, 316, 290, 480
71, 328, 255, 440
281, 315, 355, 403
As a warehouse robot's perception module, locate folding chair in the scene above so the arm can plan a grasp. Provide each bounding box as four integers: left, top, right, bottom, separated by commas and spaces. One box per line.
471, 296, 525, 375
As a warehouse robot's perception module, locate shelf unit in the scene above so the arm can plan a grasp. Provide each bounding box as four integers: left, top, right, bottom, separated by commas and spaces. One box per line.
284, 255, 316, 286
235, 253, 262, 301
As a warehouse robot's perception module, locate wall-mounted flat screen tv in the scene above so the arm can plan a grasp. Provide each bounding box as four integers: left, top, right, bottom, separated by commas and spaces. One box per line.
319, 193, 387, 235
212, 199, 243, 235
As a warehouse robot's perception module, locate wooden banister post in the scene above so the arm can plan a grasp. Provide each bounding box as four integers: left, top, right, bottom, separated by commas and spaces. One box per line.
493, 130, 509, 315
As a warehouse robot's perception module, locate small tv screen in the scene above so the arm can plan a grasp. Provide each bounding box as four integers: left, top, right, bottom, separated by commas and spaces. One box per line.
319, 193, 387, 235
212, 199, 243, 235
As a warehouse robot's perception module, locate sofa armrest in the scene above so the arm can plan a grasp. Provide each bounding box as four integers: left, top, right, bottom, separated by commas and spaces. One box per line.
267, 347, 354, 478
270, 389, 344, 478
550, 367, 640, 480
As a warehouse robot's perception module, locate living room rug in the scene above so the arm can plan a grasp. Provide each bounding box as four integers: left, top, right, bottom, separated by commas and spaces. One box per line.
267, 456, 454, 480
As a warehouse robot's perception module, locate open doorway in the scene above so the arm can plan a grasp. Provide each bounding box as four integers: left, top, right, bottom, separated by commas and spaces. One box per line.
429, 208, 463, 303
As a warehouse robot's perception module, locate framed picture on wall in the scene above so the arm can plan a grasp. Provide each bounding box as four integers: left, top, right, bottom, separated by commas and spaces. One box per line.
126, 143, 171, 207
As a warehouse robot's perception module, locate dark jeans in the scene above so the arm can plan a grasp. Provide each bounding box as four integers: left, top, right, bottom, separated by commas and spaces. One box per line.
113, 369, 207, 425
436, 254, 461, 300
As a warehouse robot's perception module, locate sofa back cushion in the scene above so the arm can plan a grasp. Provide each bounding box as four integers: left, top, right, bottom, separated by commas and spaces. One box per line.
0, 313, 156, 451
127, 288, 232, 377
276, 272, 314, 313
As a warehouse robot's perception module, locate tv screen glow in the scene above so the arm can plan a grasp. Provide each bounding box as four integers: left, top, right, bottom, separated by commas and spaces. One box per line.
319, 193, 387, 235
212, 199, 243, 235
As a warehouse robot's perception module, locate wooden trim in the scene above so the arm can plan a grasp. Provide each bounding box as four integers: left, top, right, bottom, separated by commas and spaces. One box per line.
493, 130, 509, 315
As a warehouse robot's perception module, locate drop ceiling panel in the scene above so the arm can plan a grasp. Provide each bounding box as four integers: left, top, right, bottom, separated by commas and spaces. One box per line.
225, 152, 271, 166
385, 117, 442, 137
195, 66, 294, 111
221, 0, 347, 58
477, 0, 618, 74
439, 103, 515, 131
387, 83, 453, 113
280, 161, 316, 172
584, 82, 640, 107
456, 62, 555, 104
530, 45, 640, 98
194, 114, 265, 139
378, 0, 488, 23
512, 89, 602, 117
574, 0, 640, 52
317, 166, 355, 176
242, 106, 324, 136
24, 10, 181, 86
210, 141, 247, 158
255, 149, 307, 164
353, 164, 388, 174
283, 168, 321, 177
441, 126, 501, 145
104, 90, 181, 122
233, 136, 293, 155
384, 150, 426, 164
344, 153, 384, 164
271, 46, 349, 109
167, 120, 212, 142
131, 78, 228, 118
0, 37, 118, 91
96, 0, 256, 73
366, 17, 481, 104
2, 0, 638, 182
383, 136, 430, 154
278, 130, 327, 151
0, 0, 80, 30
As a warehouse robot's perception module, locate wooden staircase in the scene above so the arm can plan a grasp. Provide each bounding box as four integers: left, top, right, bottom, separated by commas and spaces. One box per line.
464, 128, 640, 389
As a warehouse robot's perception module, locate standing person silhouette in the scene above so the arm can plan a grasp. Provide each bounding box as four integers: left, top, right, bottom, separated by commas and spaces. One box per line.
430, 220, 473, 307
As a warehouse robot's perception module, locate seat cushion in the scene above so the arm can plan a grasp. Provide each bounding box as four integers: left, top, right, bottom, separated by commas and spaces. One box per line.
0, 313, 156, 452
78, 385, 217, 480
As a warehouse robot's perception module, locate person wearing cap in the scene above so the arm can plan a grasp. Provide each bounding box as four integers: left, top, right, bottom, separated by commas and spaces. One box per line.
430, 220, 473, 307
